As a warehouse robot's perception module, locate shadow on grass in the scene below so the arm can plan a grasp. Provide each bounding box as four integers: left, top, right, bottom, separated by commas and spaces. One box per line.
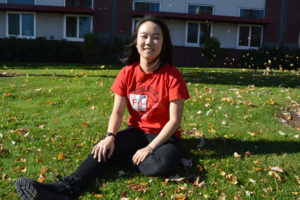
181, 137, 300, 159
1, 66, 299, 88
183, 71, 300, 88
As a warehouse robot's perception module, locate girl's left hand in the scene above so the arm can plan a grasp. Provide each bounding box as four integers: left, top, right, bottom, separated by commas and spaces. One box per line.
132, 146, 153, 165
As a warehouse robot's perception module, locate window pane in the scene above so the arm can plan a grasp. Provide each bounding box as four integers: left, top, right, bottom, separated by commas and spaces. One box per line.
66, 17, 77, 37
79, 17, 91, 38
200, 23, 211, 43
250, 27, 262, 47
188, 5, 213, 15
8, 14, 20, 35
239, 26, 249, 46
240, 9, 264, 18
187, 23, 198, 43
22, 14, 34, 36
134, 2, 160, 11
7, 0, 34, 5
66, 0, 92, 8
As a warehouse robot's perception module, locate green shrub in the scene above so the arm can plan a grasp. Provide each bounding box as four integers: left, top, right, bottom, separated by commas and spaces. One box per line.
241, 48, 300, 70
0, 37, 83, 63
200, 36, 224, 67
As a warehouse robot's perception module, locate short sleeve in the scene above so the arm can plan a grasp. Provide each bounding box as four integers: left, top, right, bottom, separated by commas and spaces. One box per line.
168, 69, 190, 102
111, 68, 127, 97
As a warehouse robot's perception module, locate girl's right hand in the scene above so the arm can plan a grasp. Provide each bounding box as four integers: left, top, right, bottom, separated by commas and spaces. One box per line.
91, 136, 115, 162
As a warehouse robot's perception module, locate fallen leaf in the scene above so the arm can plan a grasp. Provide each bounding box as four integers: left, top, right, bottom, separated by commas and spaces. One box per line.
46, 101, 55, 105
193, 176, 205, 188
278, 131, 286, 136
233, 152, 241, 158
169, 174, 186, 182
57, 152, 65, 161
39, 125, 46, 129
268, 171, 281, 181
37, 174, 46, 183
40, 167, 50, 174
244, 151, 253, 157
249, 178, 256, 184
269, 99, 275, 105
271, 166, 284, 173
226, 174, 238, 185
93, 193, 104, 198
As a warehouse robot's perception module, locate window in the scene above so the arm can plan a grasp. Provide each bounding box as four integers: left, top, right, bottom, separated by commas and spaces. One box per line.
240, 9, 264, 19
188, 5, 213, 15
7, 0, 35, 5
238, 25, 262, 49
298, 32, 300, 48
186, 22, 212, 46
133, 1, 160, 12
64, 15, 92, 41
65, 0, 92, 8
132, 19, 139, 33
7, 12, 35, 38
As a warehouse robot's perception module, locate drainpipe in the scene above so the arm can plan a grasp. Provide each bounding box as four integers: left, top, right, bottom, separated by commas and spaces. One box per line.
110, 0, 116, 43
279, 0, 287, 48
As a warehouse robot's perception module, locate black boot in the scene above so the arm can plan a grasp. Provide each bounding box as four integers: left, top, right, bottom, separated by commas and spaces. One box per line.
15, 176, 83, 200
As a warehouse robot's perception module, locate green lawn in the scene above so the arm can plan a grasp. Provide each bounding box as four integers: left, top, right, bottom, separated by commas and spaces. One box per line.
1, 64, 300, 200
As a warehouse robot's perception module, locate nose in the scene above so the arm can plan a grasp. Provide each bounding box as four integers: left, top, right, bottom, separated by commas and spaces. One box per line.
145, 36, 152, 44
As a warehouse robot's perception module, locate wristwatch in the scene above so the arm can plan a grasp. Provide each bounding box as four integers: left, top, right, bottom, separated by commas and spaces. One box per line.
106, 132, 116, 138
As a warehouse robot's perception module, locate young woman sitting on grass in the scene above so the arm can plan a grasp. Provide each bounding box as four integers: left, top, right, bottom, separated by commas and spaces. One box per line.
15, 15, 190, 200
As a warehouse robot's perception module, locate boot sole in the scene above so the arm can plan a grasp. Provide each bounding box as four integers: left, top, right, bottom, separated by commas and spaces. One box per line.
15, 178, 39, 200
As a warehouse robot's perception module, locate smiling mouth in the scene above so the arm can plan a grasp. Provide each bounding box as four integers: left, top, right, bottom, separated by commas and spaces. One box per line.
144, 48, 153, 53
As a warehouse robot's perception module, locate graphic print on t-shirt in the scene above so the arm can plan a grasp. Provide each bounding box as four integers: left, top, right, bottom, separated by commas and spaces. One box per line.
130, 94, 147, 111
129, 86, 159, 114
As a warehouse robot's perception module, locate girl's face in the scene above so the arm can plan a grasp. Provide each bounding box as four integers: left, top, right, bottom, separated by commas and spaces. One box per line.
136, 21, 163, 63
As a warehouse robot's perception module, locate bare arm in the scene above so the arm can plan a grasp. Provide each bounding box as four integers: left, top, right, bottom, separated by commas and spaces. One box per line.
132, 98, 185, 165
91, 94, 126, 162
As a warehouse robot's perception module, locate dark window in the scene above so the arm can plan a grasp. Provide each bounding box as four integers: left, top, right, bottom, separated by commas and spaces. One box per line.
66, 0, 92, 8
200, 23, 211, 43
66, 17, 77, 37
7, 0, 34, 5
66, 16, 92, 39
8, 14, 20, 35
22, 14, 34, 36
8, 13, 34, 37
250, 26, 262, 47
187, 23, 198, 43
134, 2, 160, 12
79, 17, 91, 38
240, 9, 264, 18
188, 5, 213, 15
238, 26, 262, 48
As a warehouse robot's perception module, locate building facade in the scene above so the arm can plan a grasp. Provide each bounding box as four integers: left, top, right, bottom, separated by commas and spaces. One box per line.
0, 0, 299, 66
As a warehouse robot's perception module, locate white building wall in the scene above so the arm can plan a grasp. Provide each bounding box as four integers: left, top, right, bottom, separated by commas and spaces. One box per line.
36, 13, 64, 39
0, 11, 5, 38
164, 19, 186, 46
36, 0, 65, 6
213, 22, 237, 48
159, 0, 265, 16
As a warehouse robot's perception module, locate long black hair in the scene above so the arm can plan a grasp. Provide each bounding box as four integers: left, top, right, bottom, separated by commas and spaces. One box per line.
123, 15, 173, 66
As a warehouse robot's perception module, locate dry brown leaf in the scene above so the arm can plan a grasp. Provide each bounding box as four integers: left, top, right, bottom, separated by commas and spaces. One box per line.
244, 151, 253, 157
40, 167, 50, 174
226, 174, 238, 185
268, 171, 281, 181
93, 193, 104, 198
37, 174, 46, 183
57, 152, 65, 161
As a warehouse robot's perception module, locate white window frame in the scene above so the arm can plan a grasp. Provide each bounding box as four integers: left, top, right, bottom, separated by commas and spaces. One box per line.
132, 0, 161, 12
239, 8, 265, 18
186, 3, 215, 15
63, 14, 93, 42
64, 0, 94, 9
5, 0, 36, 5
5, 11, 36, 39
185, 21, 213, 47
236, 24, 263, 50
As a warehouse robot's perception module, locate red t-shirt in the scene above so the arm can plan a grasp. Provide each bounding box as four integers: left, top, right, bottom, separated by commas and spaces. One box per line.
111, 62, 190, 138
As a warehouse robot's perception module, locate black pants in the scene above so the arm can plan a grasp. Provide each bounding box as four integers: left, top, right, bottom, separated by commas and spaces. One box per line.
71, 126, 181, 186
